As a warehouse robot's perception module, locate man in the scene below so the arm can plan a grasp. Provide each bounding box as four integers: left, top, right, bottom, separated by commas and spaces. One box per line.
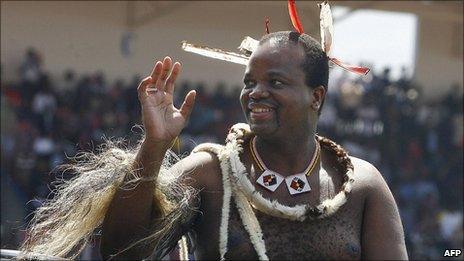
21, 32, 407, 260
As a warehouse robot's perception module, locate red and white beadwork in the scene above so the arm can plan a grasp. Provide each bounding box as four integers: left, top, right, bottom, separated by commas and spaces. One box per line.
255, 170, 284, 192
284, 173, 311, 195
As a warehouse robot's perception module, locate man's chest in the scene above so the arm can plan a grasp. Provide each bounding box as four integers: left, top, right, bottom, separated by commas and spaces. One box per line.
221, 199, 363, 260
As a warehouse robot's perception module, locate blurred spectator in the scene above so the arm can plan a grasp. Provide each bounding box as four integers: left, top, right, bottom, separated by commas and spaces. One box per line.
19, 48, 43, 86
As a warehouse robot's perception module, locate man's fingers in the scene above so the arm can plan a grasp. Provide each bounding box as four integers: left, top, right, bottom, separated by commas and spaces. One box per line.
165, 62, 181, 94
179, 90, 196, 119
137, 76, 154, 98
150, 61, 163, 81
137, 60, 162, 99
155, 56, 172, 91
160, 57, 172, 81
138, 56, 181, 99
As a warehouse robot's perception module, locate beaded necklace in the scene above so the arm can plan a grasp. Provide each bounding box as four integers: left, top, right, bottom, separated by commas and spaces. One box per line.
250, 136, 320, 194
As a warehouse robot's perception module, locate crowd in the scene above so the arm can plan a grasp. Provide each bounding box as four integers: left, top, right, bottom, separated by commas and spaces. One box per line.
1, 48, 462, 259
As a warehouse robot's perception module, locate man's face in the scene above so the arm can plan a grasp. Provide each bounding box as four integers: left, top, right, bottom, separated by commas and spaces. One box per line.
240, 40, 315, 137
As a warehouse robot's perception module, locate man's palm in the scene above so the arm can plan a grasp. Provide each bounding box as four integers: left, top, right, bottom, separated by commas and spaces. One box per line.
138, 57, 196, 144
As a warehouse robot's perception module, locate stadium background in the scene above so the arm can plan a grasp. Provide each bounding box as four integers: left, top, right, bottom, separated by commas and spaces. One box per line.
1, 1, 463, 259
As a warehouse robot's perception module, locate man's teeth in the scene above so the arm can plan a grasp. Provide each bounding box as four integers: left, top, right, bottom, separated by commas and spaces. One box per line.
252, 108, 272, 113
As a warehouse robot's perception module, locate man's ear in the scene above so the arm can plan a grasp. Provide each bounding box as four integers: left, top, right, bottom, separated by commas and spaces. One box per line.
311, 86, 326, 111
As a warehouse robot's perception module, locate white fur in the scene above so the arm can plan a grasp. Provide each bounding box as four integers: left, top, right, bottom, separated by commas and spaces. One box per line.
192, 143, 232, 260
232, 183, 269, 260
179, 235, 189, 261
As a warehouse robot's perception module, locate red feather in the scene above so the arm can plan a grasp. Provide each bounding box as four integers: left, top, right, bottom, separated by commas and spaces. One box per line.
288, 0, 304, 34
329, 58, 370, 75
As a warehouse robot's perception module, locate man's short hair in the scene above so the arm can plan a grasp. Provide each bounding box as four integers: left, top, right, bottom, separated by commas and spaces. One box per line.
259, 31, 329, 114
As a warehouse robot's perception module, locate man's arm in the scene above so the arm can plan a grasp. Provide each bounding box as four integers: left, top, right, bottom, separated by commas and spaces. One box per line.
100, 149, 218, 260
360, 161, 408, 260
99, 141, 169, 260
100, 56, 198, 259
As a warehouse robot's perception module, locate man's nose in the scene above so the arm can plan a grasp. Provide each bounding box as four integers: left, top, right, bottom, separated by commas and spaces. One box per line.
249, 84, 270, 99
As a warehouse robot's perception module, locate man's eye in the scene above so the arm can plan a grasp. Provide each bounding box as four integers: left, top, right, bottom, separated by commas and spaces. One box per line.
270, 79, 284, 87
244, 80, 256, 88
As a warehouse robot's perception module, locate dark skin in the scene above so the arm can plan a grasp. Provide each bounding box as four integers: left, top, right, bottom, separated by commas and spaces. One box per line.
100, 41, 408, 260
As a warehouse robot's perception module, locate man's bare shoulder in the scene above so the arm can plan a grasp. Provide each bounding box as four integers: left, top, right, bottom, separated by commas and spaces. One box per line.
349, 158, 407, 259
349, 156, 390, 195
169, 145, 223, 190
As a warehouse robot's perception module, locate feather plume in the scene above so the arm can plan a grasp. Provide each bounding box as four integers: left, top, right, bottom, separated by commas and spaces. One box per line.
329, 57, 371, 75
319, 1, 333, 56
318, 1, 370, 75
288, 0, 304, 34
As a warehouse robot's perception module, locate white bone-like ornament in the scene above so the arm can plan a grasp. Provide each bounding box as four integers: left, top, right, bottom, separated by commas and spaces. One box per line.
238, 36, 259, 54
181, 35, 259, 65
181, 41, 249, 65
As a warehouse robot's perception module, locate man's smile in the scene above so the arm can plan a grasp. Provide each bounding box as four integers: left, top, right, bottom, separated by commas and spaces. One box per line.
248, 103, 277, 121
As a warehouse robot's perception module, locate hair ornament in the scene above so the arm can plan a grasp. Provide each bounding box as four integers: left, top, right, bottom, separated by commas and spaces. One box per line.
318, 1, 333, 55
287, 1, 370, 75
288, 0, 304, 34
318, 1, 370, 75
181, 1, 370, 76
181, 41, 249, 65
265, 17, 270, 34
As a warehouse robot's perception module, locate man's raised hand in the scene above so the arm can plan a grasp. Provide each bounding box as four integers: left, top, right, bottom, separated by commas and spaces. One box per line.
137, 56, 196, 148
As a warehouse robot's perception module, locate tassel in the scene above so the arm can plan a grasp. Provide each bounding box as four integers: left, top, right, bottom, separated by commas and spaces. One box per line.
288, 0, 304, 34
